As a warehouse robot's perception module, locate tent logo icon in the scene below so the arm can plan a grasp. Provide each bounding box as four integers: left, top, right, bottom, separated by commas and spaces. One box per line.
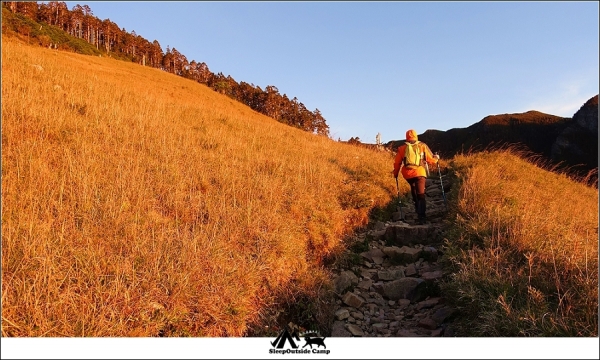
270, 326, 301, 349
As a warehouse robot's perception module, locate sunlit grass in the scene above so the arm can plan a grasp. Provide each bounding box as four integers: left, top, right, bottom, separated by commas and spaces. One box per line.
1, 36, 399, 337
5, 34, 593, 339
442, 146, 598, 336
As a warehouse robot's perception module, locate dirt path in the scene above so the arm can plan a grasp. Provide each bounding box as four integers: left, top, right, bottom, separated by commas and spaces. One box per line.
328, 174, 457, 337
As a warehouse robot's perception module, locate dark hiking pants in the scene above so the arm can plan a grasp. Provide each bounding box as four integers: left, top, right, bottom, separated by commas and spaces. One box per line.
407, 176, 427, 220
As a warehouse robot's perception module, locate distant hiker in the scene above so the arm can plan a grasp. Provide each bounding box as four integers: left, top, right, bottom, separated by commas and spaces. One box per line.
376, 132, 381, 146
392, 129, 439, 225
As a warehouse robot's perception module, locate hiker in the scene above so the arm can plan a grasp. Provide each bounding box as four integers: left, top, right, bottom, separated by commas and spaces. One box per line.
392, 129, 439, 225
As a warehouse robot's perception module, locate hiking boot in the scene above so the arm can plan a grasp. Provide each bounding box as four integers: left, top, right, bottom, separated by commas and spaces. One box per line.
418, 215, 427, 225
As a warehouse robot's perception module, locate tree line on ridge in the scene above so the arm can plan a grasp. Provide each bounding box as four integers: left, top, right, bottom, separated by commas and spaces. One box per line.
3, 1, 330, 136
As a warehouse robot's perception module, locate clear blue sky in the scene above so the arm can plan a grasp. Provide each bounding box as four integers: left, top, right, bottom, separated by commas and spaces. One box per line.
63, 1, 599, 143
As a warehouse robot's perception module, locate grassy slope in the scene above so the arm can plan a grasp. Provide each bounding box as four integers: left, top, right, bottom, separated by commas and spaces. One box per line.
1, 35, 400, 336
3, 34, 597, 339
442, 148, 598, 336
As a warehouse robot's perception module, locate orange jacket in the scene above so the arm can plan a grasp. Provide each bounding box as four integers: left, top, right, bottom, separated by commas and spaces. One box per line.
393, 130, 438, 179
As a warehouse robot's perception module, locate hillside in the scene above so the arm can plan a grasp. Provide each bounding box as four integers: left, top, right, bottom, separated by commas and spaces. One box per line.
3, 34, 598, 341
1, 4, 330, 136
443, 148, 598, 336
1, 35, 399, 337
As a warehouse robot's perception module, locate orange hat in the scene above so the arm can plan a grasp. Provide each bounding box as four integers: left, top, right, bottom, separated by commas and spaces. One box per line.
406, 129, 418, 142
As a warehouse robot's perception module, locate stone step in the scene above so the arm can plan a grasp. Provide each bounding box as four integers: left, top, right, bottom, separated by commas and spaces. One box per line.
328, 175, 456, 337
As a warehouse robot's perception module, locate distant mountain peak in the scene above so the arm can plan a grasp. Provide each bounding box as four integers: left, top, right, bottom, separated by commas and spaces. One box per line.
480, 111, 567, 126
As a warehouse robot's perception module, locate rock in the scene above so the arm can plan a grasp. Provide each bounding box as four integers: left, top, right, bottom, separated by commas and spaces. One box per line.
366, 303, 377, 315
418, 262, 432, 274
352, 312, 364, 320
333, 272, 354, 293
331, 321, 352, 337
345, 324, 364, 337
361, 248, 385, 265
416, 226, 436, 242
396, 329, 421, 337
421, 270, 444, 281
383, 225, 402, 245
333, 278, 351, 294
416, 297, 441, 310
360, 269, 375, 279
342, 292, 365, 309
370, 291, 384, 301
367, 229, 387, 240
394, 246, 423, 264
381, 277, 425, 301
391, 211, 403, 222
372, 255, 384, 265
422, 247, 439, 262
418, 318, 438, 330
371, 282, 385, 294
335, 308, 350, 320
404, 263, 418, 277
377, 269, 405, 281
396, 299, 411, 310
430, 328, 443, 337
372, 323, 388, 330
357, 279, 373, 290
360, 248, 386, 262
374, 221, 386, 231
426, 188, 442, 197
343, 270, 359, 285
432, 306, 455, 325
382, 246, 403, 258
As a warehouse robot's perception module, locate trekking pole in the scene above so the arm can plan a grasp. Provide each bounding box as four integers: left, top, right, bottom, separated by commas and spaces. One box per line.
395, 177, 404, 221
435, 152, 448, 212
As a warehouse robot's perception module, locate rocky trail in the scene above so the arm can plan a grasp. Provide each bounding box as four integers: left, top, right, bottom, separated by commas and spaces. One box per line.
329, 175, 457, 337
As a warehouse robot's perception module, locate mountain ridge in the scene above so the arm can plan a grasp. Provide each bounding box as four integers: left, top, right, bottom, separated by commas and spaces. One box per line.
384, 97, 598, 182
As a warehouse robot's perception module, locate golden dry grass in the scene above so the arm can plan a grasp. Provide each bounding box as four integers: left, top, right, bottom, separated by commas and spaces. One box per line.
442, 147, 598, 336
1, 36, 400, 337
